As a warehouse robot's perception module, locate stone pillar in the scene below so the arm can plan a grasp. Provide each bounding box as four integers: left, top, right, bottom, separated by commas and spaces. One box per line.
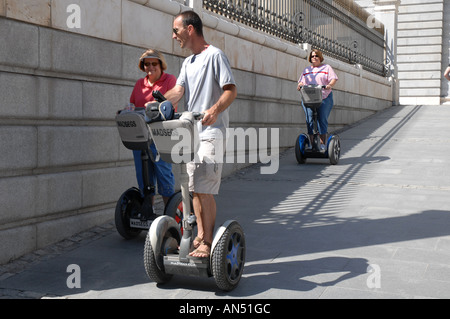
396, 0, 444, 105
188, 0, 202, 12
441, 1, 450, 105
373, 0, 399, 105
356, 0, 399, 104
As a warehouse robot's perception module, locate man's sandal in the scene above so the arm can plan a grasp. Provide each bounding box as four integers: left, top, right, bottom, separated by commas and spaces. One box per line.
193, 236, 203, 249
188, 240, 211, 260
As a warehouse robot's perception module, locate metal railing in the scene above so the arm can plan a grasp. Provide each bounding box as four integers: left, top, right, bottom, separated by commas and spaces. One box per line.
203, 0, 387, 76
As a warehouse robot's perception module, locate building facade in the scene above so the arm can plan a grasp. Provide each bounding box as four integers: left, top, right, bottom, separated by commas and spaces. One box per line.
357, 0, 450, 105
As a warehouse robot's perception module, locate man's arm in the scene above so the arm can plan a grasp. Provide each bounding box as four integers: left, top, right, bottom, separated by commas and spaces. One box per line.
202, 84, 237, 126
164, 84, 185, 105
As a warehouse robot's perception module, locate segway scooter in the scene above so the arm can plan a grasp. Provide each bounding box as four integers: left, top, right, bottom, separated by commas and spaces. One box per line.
114, 104, 185, 239
143, 94, 246, 292
295, 85, 340, 165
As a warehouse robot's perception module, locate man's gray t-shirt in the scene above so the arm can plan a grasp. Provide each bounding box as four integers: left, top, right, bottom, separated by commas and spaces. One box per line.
176, 45, 236, 140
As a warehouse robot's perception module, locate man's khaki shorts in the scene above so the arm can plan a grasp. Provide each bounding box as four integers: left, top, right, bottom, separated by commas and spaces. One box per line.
187, 139, 225, 195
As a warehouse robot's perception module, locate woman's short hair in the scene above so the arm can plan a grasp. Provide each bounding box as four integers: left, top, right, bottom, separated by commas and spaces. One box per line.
138, 49, 167, 72
309, 49, 324, 63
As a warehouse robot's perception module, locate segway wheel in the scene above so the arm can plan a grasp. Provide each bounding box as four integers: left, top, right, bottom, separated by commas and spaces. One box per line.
143, 216, 181, 284
143, 231, 173, 284
164, 191, 194, 233
115, 188, 142, 239
328, 135, 340, 165
212, 221, 246, 291
295, 134, 308, 164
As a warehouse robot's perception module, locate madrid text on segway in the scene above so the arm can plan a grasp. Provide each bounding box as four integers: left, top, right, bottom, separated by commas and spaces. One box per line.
117, 91, 246, 291
295, 85, 341, 165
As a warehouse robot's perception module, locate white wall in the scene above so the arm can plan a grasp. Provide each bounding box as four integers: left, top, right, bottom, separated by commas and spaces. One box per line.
441, 0, 450, 103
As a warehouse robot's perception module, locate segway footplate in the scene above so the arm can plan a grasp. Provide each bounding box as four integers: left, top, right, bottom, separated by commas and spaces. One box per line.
163, 255, 210, 277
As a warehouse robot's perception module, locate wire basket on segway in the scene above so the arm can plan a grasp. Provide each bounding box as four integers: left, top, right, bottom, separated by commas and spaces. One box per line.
301, 85, 323, 109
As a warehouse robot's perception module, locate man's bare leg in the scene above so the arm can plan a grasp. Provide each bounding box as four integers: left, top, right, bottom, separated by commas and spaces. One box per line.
190, 192, 216, 257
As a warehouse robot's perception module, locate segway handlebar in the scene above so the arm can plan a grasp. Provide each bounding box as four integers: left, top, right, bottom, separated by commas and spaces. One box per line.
152, 90, 167, 102
172, 112, 204, 120
151, 90, 204, 121
298, 84, 327, 89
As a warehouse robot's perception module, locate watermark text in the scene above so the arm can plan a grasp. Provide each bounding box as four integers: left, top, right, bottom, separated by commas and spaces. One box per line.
66, 264, 81, 288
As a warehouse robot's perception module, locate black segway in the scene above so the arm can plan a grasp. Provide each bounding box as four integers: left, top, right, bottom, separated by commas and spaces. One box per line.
295, 85, 340, 165
143, 93, 246, 292
114, 102, 185, 239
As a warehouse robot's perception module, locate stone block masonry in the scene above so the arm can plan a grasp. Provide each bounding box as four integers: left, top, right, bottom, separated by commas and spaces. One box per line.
0, 0, 392, 264
396, 0, 445, 105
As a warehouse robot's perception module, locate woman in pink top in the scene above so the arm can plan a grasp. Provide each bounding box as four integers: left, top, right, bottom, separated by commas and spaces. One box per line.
445, 64, 450, 81
129, 49, 177, 206
297, 49, 338, 149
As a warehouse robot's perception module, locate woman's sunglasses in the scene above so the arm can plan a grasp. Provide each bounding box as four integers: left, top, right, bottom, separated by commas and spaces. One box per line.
144, 62, 159, 67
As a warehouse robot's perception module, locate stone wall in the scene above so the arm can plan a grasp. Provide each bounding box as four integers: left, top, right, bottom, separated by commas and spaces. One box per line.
0, 0, 392, 264
396, 0, 445, 105
356, 0, 449, 105
442, 0, 450, 104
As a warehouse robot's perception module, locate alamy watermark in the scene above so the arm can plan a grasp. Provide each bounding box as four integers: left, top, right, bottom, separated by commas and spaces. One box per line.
155, 127, 280, 175
66, 264, 81, 288
366, 14, 383, 30
66, 4, 81, 29
66, 3, 384, 31
366, 264, 381, 289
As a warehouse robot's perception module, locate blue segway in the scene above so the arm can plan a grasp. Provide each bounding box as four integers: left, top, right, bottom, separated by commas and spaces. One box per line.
295, 85, 340, 165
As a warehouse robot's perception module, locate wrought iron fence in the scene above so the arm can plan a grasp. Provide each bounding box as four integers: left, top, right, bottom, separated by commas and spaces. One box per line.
203, 0, 387, 76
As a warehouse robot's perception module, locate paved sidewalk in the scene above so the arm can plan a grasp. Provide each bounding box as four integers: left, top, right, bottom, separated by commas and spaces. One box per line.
1, 105, 450, 299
